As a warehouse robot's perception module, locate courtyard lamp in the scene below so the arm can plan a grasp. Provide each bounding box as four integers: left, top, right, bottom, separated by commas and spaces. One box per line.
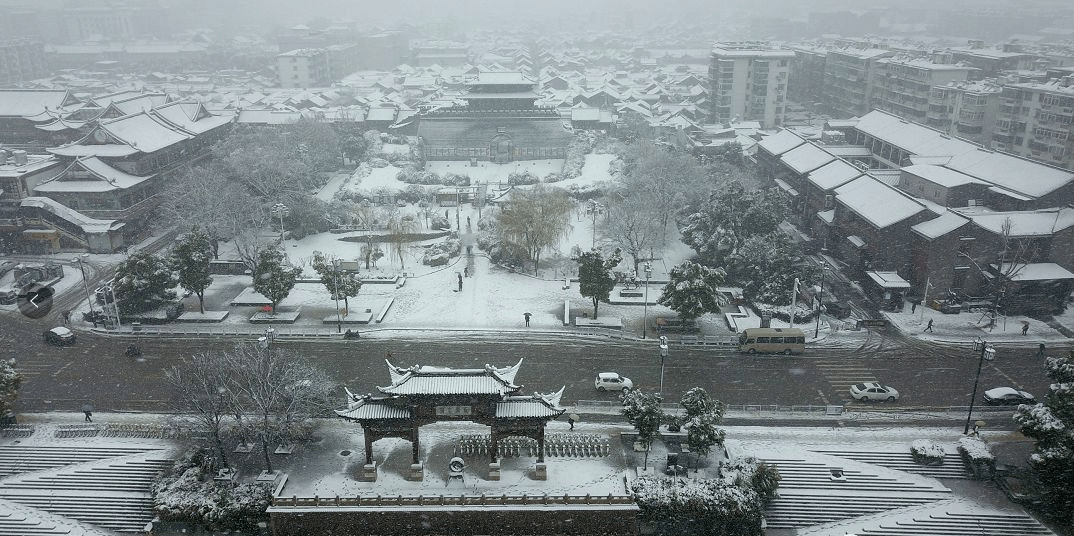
271, 203, 289, 242
814, 264, 829, 339
72, 254, 95, 318
659, 335, 669, 400
964, 337, 996, 435
332, 259, 342, 333
642, 262, 653, 339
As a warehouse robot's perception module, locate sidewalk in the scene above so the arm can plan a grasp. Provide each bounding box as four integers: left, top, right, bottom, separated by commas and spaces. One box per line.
883, 300, 1072, 349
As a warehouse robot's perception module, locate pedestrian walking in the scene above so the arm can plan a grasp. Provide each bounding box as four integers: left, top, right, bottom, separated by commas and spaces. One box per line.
457, 272, 463, 291
910, 301, 917, 313
62, 309, 71, 325
83, 409, 92, 422
1037, 343, 1046, 357
568, 414, 576, 430
467, 216, 471, 229
524, 312, 531, 327
1021, 323, 1029, 335
924, 318, 934, 332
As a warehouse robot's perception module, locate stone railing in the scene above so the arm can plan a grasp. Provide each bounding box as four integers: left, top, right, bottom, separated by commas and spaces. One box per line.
272, 492, 635, 508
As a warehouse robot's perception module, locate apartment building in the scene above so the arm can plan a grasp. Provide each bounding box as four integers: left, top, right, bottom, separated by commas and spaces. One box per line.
822, 47, 893, 118
993, 75, 1074, 170
0, 39, 45, 85
926, 79, 1003, 146
871, 54, 976, 123
788, 44, 827, 106
708, 43, 794, 128
276, 48, 331, 89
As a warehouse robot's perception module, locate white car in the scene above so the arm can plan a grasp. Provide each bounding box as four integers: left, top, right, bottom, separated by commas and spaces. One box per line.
594, 372, 633, 393
983, 387, 1036, 405
850, 382, 900, 402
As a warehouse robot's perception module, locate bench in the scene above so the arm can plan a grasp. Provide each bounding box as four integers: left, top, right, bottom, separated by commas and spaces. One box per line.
618, 289, 643, 298
655, 317, 698, 333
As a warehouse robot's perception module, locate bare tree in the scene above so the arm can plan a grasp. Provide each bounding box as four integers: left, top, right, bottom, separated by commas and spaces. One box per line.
386, 215, 419, 270
221, 342, 336, 473
620, 142, 706, 244
602, 191, 663, 274
165, 351, 235, 469
496, 184, 574, 276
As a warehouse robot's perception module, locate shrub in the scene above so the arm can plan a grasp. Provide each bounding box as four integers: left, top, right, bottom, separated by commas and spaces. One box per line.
958, 436, 994, 463
507, 171, 539, 186
422, 238, 460, 266
910, 439, 947, 465
632, 476, 766, 536
152, 447, 272, 533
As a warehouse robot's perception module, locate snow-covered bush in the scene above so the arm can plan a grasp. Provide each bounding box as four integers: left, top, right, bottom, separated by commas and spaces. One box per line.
910, 439, 947, 465
442, 173, 470, 186
421, 238, 460, 266
632, 475, 766, 536
562, 133, 593, 179
959, 436, 994, 463
368, 157, 389, 168
507, 171, 538, 186
153, 447, 271, 532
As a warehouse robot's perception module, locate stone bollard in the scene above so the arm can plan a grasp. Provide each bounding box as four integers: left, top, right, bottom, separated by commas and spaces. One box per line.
361, 462, 378, 482
533, 462, 547, 480
408, 462, 424, 481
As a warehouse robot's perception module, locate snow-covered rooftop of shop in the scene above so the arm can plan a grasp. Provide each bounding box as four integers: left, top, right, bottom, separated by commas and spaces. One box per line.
836, 176, 926, 229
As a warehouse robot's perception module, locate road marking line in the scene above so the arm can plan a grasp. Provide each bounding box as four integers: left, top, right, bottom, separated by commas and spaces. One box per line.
51, 361, 74, 377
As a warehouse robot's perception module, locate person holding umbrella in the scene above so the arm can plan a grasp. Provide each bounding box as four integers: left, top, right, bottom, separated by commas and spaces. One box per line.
568, 413, 579, 430
81, 404, 93, 422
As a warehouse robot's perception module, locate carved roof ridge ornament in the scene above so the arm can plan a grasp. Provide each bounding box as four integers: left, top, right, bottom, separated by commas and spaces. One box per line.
530, 386, 565, 408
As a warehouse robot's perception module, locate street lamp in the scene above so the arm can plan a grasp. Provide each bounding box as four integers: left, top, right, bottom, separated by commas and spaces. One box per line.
964, 337, 996, 435
72, 254, 95, 319
658, 335, 669, 399
332, 259, 342, 333
587, 200, 603, 248
271, 203, 289, 242
814, 264, 829, 338
642, 262, 653, 339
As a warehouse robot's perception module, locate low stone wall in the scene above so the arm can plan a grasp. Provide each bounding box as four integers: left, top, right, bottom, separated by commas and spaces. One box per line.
269, 502, 638, 536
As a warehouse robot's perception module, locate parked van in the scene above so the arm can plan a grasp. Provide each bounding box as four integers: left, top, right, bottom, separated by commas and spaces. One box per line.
738, 327, 806, 355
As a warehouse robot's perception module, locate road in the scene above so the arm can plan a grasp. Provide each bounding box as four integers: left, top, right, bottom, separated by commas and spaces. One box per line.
4, 313, 1055, 428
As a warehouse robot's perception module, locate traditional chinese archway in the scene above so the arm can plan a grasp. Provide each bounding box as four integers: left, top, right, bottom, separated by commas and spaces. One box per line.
336, 359, 565, 466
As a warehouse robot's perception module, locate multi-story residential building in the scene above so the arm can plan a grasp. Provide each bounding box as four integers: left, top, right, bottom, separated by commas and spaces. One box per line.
822, 47, 893, 118
788, 44, 827, 106
0, 39, 45, 85
871, 55, 976, 123
276, 48, 331, 89
993, 75, 1074, 170
948, 45, 1041, 79
926, 80, 1003, 146
708, 43, 794, 128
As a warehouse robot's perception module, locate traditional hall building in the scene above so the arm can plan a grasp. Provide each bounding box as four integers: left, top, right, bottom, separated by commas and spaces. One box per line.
416, 72, 573, 163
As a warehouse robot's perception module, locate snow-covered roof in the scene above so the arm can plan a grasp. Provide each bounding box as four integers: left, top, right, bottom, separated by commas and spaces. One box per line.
901, 164, 986, 188
836, 176, 926, 229
0, 89, 77, 118
992, 262, 1074, 281
33, 157, 151, 193
19, 196, 121, 234
757, 129, 805, 156
808, 160, 862, 191
98, 111, 193, 153
780, 143, 836, 174
943, 149, 1074, 199
379, 359, 523, 396
911, 211, 970, 239
966, 208, 1074, 236
866, 270, 912, 288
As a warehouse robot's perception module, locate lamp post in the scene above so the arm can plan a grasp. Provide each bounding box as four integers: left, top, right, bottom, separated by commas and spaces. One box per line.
332, 259, 342, 333
964, 337, 996, 435
642, 262, 653, 339
271, 203, 289, 242
658, 335, 669, 399
814, 264, 829, 338
587, 200, 603, 248
72, 254, 95, 318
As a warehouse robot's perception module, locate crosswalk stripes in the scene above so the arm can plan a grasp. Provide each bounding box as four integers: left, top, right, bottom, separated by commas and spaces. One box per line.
815, 360, 877, 397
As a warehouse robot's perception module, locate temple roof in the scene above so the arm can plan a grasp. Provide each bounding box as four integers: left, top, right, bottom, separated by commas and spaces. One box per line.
496, 387, 566, 418
379, 359, 523, 396
335, 390, 411, 421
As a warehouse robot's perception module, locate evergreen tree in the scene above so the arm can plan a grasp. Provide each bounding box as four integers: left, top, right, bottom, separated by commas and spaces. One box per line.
113, 251, 179, 315
171, 226, 214, 314
310, 252, 362, 311
251, 247, 301, 315
0, 358, 22, 419
657, 261, 724, 323
1014, 351, 1074, 523
622, 390, 664, 468
685, 411, 726, 472
576, 248, 623, 319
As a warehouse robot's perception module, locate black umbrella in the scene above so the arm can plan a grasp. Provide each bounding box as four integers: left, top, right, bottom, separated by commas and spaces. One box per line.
80, 404, 94, 413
